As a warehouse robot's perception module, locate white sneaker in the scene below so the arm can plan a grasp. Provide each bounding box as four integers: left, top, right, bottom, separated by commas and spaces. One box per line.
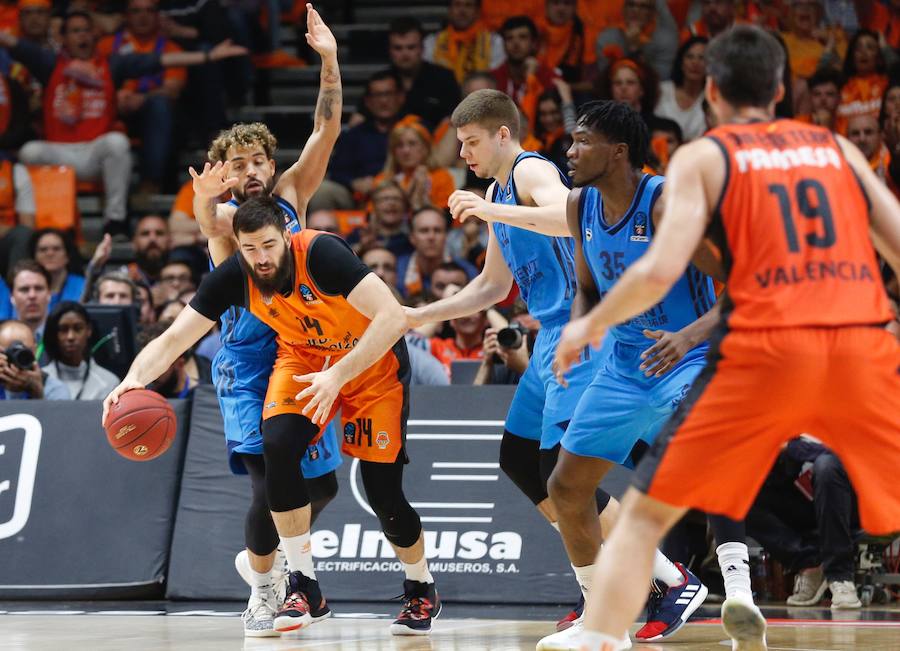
242, 592, 279, 637
535, 617, 632, 651
721, 597, 767, 651
829, 581, 862, 609
235, 547, 288, 601
786, 566, 827, 606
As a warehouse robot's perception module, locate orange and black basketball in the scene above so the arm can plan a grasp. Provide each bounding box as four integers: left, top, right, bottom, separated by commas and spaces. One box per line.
104, 389, 176, 461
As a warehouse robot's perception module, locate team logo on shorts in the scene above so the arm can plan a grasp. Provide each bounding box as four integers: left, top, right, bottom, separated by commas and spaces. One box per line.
631, 212, 649, 242
281, 397, 295, 406
375, 431, 390, 450
343, 422, 356, 444
298, 284, 319, 303
308, 446, 319, 461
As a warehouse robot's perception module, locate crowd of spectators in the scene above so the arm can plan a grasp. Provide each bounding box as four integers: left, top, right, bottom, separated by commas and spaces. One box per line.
0, 0, 896, 603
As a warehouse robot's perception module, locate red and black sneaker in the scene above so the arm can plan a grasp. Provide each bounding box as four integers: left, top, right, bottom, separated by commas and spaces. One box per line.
556, 593, 585, 632
273, 571, 331, 633
390, 579, 441, 636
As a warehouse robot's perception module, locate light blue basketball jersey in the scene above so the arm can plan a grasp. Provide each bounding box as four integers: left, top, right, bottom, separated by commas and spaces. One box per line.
491, 151, 576, 327
579, 175, 715, 348
218, 195, 300, 355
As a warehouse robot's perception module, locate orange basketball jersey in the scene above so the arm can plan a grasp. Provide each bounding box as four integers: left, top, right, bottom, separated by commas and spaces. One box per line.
246, 230, 371, 358
706, 119, 892, 330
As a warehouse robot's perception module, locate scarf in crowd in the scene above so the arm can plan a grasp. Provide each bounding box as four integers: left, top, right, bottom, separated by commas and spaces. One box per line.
432, 21, 495, 84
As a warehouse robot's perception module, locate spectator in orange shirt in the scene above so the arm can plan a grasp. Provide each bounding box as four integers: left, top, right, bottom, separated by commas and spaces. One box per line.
481, 0, 541, 31
596, 0, 679, 81
847, 113, 892, 186
491, 16, 559, 130
97, 0, 187, 193
536, 0, 594, 86
424, 0, 505, 84
680, 0, 738, 42
780, 0, 846, 81
836, 28, 888, 134
856, 0, 900, 50
373, 117, 457, 213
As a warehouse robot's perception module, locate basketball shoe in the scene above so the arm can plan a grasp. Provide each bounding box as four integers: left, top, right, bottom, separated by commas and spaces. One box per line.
556, 594, 585, 631
536, 617, 633, 650
273, 571, 332, 633
242, 592, 279, 637
635, 563, 708, 641
390, 579, 441, 635
721, 596, 767, 651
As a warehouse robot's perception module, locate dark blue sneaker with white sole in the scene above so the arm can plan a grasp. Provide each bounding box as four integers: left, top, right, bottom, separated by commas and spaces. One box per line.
635, 562, 708, 641
390, 580, 441, 636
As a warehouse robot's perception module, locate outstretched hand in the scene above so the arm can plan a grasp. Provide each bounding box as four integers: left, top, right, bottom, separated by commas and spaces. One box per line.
305, 3, 337, 59
189, 161, 240, 199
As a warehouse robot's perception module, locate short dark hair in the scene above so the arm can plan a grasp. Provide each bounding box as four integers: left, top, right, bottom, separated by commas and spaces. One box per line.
705, 26, 785, 109
808, 66, 843, 92
646, 115, 683, 144
388, 16, 424, 38
577, 100, 649, 169
61, 10, 92, 34
29, 227, 81, 274
670, 36, 707, 87
451, 89, 521, 139
44, 301, 93, 363
232, 196, 286, 236
499, 15, 538, 40
8, 259, 51, 290
366, 70, 403, 96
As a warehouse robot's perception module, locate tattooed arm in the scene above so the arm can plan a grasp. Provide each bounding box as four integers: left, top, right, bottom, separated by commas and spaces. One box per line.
274, 4, 342, 219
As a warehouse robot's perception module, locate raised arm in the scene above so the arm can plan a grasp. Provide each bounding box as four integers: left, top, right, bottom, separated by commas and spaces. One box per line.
405, 225, 514, 327
189, 161, 240, 265
567, 187, 601, 320
273, 4, 342, 215
102, 306, 215, 422
448, 157, 571, 236
835, 133, 900, 279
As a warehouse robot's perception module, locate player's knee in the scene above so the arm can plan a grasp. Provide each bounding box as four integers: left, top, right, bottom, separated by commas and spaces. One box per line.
547, 468, 584, 511
367, 485, 421, 548
499, 431, 546, 505
308, 471, 339, 516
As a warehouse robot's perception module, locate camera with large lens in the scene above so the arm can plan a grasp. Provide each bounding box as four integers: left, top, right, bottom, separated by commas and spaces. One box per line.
496, 323, 528, 350
4, 341, 35, 370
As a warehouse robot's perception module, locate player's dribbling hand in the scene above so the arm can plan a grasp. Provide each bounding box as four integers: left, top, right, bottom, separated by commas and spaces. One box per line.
102, 379, 145, 427
189, 161, 240, 199
640, 329, 692, 377
554, 317, 603, 386
304, 4, 337, 59
448, 190, 493, 224
294, 369, 343, 426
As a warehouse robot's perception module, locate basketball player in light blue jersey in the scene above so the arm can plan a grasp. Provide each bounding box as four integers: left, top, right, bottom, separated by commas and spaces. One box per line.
537, 101, 755, 650
187, 5, 343, 638
405, 89, 619, 626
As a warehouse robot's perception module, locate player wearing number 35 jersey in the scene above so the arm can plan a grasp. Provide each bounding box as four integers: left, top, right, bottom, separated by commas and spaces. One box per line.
557, 26, 900, 651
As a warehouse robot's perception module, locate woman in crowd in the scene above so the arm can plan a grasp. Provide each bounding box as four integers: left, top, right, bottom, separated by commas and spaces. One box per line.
42, 301, 120, 400
600, 57, 660, 121
30, 229, 85, 311
655, 36, 707, 141
837, 29, 889, 133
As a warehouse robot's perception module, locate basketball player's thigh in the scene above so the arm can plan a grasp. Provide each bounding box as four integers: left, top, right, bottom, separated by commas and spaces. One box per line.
504, 348, 547, 442
339, 356, 407, 463
217, 357, 270, 474
561, 366, 651, 467
263, 354, 337, 428
633, 332, 797, 519
541, 334, 605, 450
817, 326, 900, 535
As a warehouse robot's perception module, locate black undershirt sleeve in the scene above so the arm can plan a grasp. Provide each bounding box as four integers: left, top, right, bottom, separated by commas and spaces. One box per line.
188, 255, 247, 320
306, 234, 373, 298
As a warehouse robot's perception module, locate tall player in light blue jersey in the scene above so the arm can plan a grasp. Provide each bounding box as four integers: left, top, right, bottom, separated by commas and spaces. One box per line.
406, 89, 624, 626
187, 5, 343, 638
537, 101, 755, 651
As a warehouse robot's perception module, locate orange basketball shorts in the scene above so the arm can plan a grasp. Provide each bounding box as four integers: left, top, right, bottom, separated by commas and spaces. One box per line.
634, 325, 900, 535
262, 340, 410, 463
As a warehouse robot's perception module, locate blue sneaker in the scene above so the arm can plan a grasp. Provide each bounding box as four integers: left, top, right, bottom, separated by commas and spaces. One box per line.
635, 562, 708, 641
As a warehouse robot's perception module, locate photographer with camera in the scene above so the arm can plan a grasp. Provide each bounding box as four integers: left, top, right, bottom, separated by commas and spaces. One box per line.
475, 314, 533, 385
0, 319, 69, 400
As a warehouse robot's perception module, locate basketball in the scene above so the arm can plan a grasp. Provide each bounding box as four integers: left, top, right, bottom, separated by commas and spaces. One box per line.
104, 389, 177, 461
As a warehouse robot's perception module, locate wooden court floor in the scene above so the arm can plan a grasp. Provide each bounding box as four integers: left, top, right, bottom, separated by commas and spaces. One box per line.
2, 604, 900, 651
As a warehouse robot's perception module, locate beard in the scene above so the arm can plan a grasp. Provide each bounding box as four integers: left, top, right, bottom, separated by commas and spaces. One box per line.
136, 246, 166, 278
232, 176, 276, 204
245, 245, 293, 296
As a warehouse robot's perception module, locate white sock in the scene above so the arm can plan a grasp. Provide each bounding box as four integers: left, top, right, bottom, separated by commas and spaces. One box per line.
717, 542, 753, 601
573, 563, 595, 599
281, 532, 316, 579
403, 556, 434, 584
652, 549, 684, 587
248, 566, 273, 598
580, 630, 629, 650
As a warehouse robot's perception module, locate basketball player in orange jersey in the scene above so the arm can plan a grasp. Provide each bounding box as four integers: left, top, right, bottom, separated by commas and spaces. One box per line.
103, 196, 441, 636
554, 25, 900, 651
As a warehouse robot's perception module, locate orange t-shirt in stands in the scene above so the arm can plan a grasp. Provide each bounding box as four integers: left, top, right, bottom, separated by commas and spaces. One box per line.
860, 3, 900, 50
372, 167, 456, 210
430, 336, 483, 377
836, 74, 887, 135
481, 0, 542, 31
96, 31, 186, 93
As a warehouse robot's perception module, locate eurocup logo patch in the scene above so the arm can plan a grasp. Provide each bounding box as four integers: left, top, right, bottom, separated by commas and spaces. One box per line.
343, 422, 356, 444
631, 212, 649, 242
298, 284, 318, 303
